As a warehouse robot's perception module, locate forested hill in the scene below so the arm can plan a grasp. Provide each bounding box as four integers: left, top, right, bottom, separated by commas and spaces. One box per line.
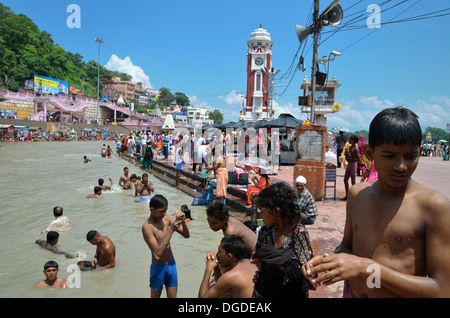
0, 3, 131, 96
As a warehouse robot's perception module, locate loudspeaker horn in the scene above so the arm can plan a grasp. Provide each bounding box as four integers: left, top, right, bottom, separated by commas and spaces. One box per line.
295, 24, 314, 44
321, 4, 343, 26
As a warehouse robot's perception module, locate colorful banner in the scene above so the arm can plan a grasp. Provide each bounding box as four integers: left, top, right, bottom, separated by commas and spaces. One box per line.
34, 75, 69, 95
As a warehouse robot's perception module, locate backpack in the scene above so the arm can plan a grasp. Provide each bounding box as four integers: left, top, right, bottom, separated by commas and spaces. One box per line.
238, 172, 249, 185
227, 171, 238, 184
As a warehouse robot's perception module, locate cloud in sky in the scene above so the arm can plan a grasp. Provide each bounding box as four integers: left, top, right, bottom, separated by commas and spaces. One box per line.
104, 54, 152, 88
193, 91, 450, 132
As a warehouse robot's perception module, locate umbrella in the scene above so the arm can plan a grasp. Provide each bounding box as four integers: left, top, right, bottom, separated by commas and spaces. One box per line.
329, 126, 351, 133
236, 156, 272, 171
438, 139, 448, 143
256, 113, 303, 128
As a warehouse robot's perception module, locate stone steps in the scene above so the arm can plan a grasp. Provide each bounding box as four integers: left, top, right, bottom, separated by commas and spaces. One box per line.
122, 153, 250, 215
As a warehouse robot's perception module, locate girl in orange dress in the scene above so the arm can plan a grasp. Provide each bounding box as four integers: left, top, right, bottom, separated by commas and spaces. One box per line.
246, 170, 271, 205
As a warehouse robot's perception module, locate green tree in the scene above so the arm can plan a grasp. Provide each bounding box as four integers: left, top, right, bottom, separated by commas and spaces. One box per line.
209, 109, 224, 124
422, 127, 449, 143
0, 5, 136, 95
158, 87, 175, 107
175, 92, 190, 106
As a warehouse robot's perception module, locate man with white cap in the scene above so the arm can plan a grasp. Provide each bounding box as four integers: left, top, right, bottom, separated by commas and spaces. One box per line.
294, 175, 317, 225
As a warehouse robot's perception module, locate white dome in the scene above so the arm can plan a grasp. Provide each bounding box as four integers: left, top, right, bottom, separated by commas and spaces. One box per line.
247, 25, 273, 46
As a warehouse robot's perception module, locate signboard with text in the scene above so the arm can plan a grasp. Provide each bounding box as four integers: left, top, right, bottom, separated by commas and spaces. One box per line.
34, 75, 69, 95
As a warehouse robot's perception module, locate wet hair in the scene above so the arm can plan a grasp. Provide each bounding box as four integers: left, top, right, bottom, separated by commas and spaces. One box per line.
46, 231, 59, 243
183, 208, 192, 220
98, 178, 104, 186
53, 206, 63, 217
142, 173, 148, 178
255, 182, 299, 223
94, 186, 102, 194
206, 200, 229, 220
369, 107, 422, 150
221, 235, 246, 261
86, 230, 99, 241
130, 174, 137, 180
44, 260, 59, 270
243, 220, 257, 232
149, 194, 168, 209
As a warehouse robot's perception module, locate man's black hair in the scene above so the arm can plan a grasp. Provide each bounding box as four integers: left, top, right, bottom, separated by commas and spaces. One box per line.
44, 260, 59, 270
46, 231, 59, 243
149, 194, 168, 209
369, 107, 422, 150
221, 235, 246, 260
206, 200, 229, 220
86, 230, 99, 241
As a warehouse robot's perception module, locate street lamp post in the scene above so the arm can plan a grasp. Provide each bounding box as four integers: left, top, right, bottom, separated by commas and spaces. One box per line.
95, 37, 104, 123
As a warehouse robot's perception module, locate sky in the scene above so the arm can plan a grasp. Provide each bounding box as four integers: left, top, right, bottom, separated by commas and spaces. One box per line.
3, 0, 450, 132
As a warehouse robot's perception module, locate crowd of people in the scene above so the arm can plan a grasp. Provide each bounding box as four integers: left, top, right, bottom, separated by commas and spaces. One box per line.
334, 130, 449, 201
32, 107, 450, 299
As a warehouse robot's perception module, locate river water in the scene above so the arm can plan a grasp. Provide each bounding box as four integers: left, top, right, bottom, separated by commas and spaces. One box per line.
0, 140, 223, 298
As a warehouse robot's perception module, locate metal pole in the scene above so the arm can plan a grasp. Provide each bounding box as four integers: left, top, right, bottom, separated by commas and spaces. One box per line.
311, 0, 319, 124
95, 37, 104, 122
96, 42, 100, 121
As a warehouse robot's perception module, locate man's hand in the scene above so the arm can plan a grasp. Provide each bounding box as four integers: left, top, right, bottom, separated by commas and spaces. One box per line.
302, 253, 372, 287
205, 251, 218, 272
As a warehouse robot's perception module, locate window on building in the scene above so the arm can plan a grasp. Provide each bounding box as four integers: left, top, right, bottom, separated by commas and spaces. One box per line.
255, 71, 262, 92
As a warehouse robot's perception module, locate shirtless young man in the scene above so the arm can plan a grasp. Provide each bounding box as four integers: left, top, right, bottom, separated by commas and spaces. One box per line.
206, 200, 257, 257
34, 261, 67, 289
98, 178, 113, 191
199, 235, 257, 298
136, 173, 154, 203
302, 107, 450, 298
86, 186, 103, 199
118, 167, 133, 189
142, 195, 190, 298
86, 230, 116, 271
35, 231, 76, 259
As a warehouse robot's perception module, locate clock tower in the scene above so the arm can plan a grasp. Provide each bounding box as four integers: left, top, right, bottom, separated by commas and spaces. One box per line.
240, 25, 274, 122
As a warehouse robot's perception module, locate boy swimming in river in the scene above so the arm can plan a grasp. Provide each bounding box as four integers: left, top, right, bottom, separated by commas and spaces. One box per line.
302, 107, 450, 297
35, 231, 76, 259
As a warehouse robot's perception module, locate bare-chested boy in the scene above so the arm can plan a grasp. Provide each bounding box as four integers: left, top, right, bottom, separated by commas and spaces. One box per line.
206, 200, 257, 257
86, 186, 103, 199
86, 230, 116, 271
302, 107, 450, 298
142, 194, 190, 298
136, 173, 154, 203
35, 231, 76, 258
199, 235, 257, 298
34, 261, 67, 289
118, 167, 133, 189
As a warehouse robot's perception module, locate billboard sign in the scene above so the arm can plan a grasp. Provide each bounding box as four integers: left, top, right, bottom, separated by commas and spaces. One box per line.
34, 75, 69, 95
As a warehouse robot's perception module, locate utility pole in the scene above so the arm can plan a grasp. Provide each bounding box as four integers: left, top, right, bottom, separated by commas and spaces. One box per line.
310, 0, 320, 124
95, 37, 104, 123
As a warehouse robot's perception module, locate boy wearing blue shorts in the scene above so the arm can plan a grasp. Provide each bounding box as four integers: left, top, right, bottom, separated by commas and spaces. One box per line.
142, 195, 190, 298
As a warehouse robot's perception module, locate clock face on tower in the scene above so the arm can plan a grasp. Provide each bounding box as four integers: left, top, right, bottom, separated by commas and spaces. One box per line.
255, 57, 264, 66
